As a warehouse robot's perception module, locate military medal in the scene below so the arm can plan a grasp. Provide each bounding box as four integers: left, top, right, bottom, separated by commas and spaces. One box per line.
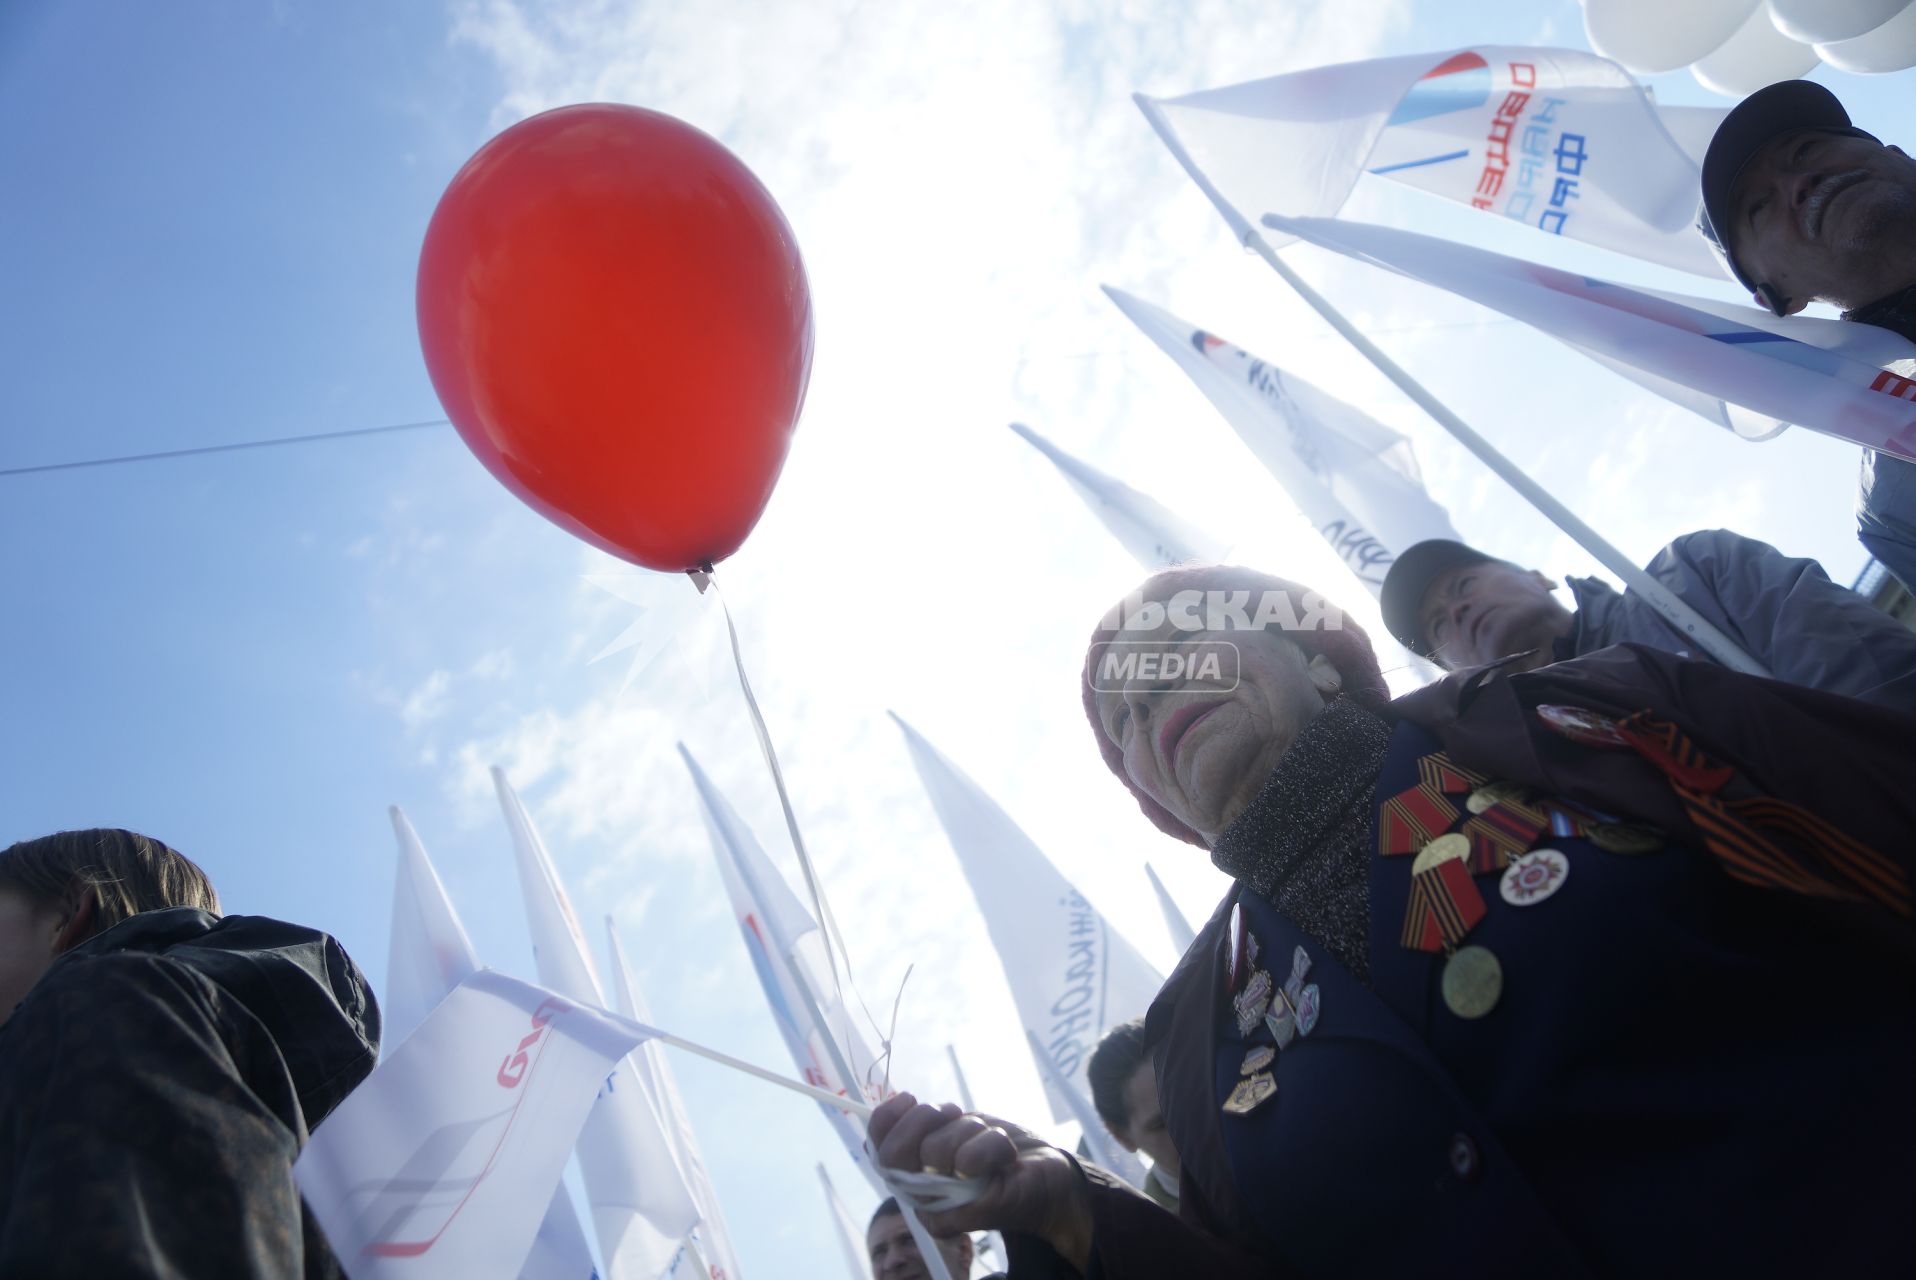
1460, 793, 1549, 874
1233, 968, 1273, 1037
1222, 1071, 1277, 1115
1264, 995, 1296, 1049
1417, 752, 1486, 794
1378, 782, 1461, 856
1240, 1046, 1275, 1075
1285, 945, 1311, 987
1411, 831, 1470, 874
1442, 945, 1503, 1019
1536, 703, 1628, 748
1500, 848, 1570, 906
1401, 856, 1487, 953
1591, 821, 1663, 855
1292, 983, 1321, 1037
1466, 779, 1528, 815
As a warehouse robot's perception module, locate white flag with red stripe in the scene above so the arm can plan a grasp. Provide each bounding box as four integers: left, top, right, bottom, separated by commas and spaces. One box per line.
297, 969, 649, 1279
384, 807, 601, 1280
1142, 47, 1725, 276
678, 745, 886, 1187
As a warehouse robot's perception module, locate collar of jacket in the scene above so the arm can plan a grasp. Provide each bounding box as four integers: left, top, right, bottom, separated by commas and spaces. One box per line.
1843, 281, 1916, 339
26, 906, 380, 1125
1562, 574, 1621, 656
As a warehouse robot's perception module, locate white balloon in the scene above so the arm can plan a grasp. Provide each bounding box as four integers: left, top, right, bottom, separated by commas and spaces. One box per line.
1583, 0, 1759, 74
1770, 0, 1910, 44
1694, 3, 1821, 95
1818, 1, 1916, 71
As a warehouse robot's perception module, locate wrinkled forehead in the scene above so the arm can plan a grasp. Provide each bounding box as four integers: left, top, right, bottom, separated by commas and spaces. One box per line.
1730, 127, 1871, 210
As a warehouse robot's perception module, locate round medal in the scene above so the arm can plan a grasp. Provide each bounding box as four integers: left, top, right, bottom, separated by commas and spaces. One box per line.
1466, 780, 1528, 815
1412, 832, 1471, 874
1442, 945, 1503, 1019
1500, 847, 1570, 906
1536, 703, 1629, 748
1590, 821, 1663, 856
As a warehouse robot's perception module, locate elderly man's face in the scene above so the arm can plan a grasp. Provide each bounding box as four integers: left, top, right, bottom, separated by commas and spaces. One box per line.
1091, 606, 1340, 844
1728, 128, 1916, 313
1417, 560, 1572, 671
866, 1211, 972, 1280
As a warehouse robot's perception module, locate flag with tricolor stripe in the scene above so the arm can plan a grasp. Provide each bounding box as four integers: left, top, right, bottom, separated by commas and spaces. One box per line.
1258, 212, 1916, 464
1140, 47, 1725, 276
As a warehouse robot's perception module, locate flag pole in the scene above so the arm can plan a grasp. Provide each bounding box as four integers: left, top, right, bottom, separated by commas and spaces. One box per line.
1133, 94, 1771, 679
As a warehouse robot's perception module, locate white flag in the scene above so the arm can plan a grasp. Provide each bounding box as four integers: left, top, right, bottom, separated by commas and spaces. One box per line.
888, 713, 1164, 1129
385, 807, 602, 1280
677, 745, 885, 1186
1105, 285, 1461, 596
297, 970, 649, 1279
1008, 422, 1229, 568
1143, 863, 1197, 955
495, 769, 701, 1278
1259, 213, 1916, 465
1145, 47, 1725, 276
817, 1165, 875, 1280
606, 918, 744, 1280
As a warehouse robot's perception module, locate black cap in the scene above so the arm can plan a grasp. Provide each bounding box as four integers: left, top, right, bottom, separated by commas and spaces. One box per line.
1379, 539, 1494, 659
1698, 81, 1875, 302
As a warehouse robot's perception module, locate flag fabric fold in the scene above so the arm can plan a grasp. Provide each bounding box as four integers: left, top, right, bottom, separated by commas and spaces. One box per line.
1105, 285, 1461, 596
296, 969, 650, 1279
888, 713, 1164, 1129
1009, 422, 1229, 568
384, 807, 601, 1280
1145, 47, 1725, 276
1259, 213, 1916, 464
678, 745, 886, 1187
817, 1165, 875, 1280
607, 918, 745, 1280
495, 769, 701, 1278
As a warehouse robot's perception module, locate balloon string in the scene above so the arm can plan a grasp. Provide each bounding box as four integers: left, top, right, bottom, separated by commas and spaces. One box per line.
703, 571, 881, 1069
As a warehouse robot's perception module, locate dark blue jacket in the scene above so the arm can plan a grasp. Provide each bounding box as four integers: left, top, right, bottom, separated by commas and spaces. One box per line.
1057, 646, 1916, 1279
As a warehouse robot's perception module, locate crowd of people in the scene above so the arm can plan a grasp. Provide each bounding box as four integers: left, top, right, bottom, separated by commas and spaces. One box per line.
5, 79, 1915, 1277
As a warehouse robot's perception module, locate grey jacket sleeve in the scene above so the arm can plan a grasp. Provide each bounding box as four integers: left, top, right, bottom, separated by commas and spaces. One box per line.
1858, 449, 1916, 596
1654, 528, 1916, 717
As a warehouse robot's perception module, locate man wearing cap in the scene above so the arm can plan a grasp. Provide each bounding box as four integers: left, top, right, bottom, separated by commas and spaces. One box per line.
1379, 530, 1916, 715
1698, 79, 1916, 592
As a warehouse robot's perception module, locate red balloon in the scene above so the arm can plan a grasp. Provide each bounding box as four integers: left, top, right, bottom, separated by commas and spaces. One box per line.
417, 104, 812, 571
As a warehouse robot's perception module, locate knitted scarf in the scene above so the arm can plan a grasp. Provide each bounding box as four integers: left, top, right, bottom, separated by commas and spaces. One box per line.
1209, 696, 1392, 984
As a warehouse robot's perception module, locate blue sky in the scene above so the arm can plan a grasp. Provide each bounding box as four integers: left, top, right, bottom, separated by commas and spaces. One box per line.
5, 1, 1915, 1275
